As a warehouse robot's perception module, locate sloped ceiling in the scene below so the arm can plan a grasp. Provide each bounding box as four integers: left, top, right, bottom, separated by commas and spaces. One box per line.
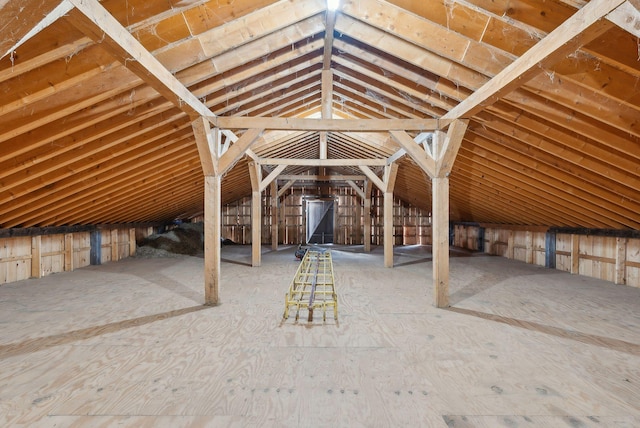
0, 0, 639, 229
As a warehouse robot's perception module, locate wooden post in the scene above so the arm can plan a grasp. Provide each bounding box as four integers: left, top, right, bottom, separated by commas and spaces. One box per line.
129, 228, 136, 257
111, 228, 119, 262
383, 163, 399, 267
31, 236, 42, 279
507, 230, 514, 260
248, 162, 262, 267
363, 180, 372, 252
615, 237, 627, 285
432, 177, 450, 308
204, 175, 221, 305
384, 190, 394, 267
64, 233, 74, 272
354, 191, 362, 245
571, 234, 580, 274
271, 181, 278, 251
525, 230, 533, 264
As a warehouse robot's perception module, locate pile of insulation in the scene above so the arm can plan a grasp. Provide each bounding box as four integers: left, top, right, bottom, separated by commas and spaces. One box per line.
136, 222, 235, 257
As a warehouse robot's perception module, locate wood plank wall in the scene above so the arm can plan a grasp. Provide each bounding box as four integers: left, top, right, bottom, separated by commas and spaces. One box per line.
0, 226, 154, 285
221, 187, 433, 246
453, 223, 640, 288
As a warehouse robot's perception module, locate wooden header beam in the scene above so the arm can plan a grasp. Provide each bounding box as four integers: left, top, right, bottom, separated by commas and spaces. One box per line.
278, 174, 366, 181
261, 158, 387, 166
442, 0, 625, 120
216, 117, 444, 131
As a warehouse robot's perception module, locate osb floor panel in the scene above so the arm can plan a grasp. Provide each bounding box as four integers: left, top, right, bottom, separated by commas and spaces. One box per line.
0, 245, 639, 427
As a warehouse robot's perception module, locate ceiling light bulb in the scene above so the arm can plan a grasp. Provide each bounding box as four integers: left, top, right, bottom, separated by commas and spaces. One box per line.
327, 0, 340, 11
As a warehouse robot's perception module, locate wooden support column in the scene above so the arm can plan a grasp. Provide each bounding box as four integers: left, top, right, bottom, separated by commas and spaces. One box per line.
431, 120, 468, 308
192, 117, 222, 305
31, 235, 42, 279
363, 180, 373, 252
354, 191, 362, 245
64, 233, 74, 272
271, 181, 278, 251
383, 163, 399, 268
204, 175, 221, 305
383, 191, 394, 267
432, 177, 450, 307
249, 162, 262, 267
615, 237, 628, 285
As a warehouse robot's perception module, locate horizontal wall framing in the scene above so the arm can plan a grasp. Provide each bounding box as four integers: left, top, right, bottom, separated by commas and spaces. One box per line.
0, 225, 156, 285
453, 223, 640, 288
222, 186, 433, 246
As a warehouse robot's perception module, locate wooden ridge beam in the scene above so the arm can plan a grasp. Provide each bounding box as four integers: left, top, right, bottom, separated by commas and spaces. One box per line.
442, 0, 625, 120
216, 117, 443, 131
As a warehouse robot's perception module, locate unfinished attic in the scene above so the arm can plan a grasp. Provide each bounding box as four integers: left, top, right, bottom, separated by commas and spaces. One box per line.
1, 0, 640, 425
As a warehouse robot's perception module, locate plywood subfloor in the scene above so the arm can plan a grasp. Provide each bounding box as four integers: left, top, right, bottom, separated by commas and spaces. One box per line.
0, 245, 639, 427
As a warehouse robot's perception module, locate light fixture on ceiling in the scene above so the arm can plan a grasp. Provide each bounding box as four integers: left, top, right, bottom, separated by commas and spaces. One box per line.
327, 0, 340, 11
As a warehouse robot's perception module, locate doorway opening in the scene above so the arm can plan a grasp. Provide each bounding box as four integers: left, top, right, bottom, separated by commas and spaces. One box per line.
306, 199, 335, 244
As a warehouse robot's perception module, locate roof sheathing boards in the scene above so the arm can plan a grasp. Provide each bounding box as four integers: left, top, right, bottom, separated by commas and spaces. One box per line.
0, 0, 638, 229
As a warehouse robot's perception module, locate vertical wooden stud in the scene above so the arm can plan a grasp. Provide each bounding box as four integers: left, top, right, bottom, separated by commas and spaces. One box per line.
570, 234, 580, 274
64, 233, 74, 272
129, 228, 136, 257
31, 236, 42, 279
615, 237, 627, 285
507, 229, 514, 259
525, 230, 533, 264
271, 181, 278, 251
363, 180, 372, 252
111, 228, 119, 262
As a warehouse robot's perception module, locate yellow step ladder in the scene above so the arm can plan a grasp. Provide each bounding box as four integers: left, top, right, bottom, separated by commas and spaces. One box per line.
283, 250, 337, 322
